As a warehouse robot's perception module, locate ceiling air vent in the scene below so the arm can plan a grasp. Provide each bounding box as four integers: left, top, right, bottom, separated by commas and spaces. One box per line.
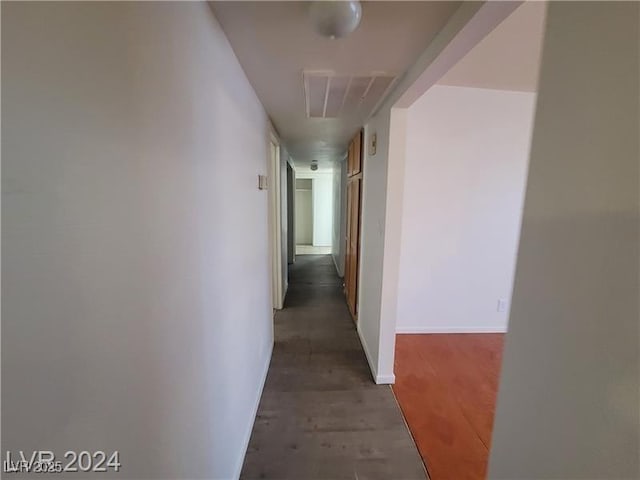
303, 71, 396, 119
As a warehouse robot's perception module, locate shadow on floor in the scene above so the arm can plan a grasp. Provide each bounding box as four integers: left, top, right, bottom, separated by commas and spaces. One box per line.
240, 254, 427, 480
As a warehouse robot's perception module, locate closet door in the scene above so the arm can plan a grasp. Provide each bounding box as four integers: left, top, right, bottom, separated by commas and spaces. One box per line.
344, 129, 363, 322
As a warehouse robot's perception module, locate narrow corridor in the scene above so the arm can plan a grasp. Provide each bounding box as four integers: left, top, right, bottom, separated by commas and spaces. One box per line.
241, 255, 426, 479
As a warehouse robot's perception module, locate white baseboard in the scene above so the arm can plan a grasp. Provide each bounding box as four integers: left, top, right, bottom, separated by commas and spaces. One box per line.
232, 340, 273, 480
356, 325, 395, 385
375, 373, 396, 384
395, 325, 507, 334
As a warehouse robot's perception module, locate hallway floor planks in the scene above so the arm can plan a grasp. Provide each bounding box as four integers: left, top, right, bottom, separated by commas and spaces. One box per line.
393, 334, 505, 480
241, 255, 426, 480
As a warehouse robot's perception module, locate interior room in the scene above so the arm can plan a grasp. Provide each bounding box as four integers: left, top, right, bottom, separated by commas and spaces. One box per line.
391, 3, 546, 479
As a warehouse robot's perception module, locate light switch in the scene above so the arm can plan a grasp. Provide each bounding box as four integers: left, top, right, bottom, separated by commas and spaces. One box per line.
258, 175, 268, 190
497, 298, 508, 313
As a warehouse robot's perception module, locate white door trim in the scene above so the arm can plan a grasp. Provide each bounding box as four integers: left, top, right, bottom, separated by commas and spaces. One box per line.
269, 133, 284, 310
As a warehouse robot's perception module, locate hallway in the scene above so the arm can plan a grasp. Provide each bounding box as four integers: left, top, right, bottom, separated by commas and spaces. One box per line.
241, 255, 426, 479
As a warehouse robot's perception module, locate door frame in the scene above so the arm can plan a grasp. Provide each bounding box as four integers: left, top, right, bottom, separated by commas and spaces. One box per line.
345, 129, 364, 322
286, 160, 296, 265
269, 132, 284, 310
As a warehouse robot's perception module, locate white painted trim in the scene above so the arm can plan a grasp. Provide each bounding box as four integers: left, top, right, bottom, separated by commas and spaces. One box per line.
269, 137, 284, 310
232, 340, 273, 480
290, 163, 296, 265
377, 108, 407, 388
376, 373, 396, 384
396, 326, 508, 334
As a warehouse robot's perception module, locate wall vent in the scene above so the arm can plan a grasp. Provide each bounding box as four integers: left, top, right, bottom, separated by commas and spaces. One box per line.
303, 71, 397, 119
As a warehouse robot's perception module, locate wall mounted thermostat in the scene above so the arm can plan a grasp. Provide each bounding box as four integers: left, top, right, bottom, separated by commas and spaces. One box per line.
258, 175, 268, 190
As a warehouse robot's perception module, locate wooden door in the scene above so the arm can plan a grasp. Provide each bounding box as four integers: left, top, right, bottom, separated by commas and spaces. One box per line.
344, 129, 363, 321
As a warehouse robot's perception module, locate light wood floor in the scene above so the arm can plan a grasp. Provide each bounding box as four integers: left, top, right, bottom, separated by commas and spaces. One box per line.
393, 334, 505, 480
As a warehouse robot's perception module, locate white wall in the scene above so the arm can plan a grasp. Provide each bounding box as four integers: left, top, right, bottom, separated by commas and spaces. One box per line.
489, 2, 640, 478
2, 3, 273, 479
297, 172, 333, 248
396, 85, 536, 333
295, 187, 313, 245
312, 176, 333, 247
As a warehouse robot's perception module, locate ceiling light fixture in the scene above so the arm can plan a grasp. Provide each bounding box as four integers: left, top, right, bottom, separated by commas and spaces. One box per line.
310, 160, 319, 171
308, 1, 363, 40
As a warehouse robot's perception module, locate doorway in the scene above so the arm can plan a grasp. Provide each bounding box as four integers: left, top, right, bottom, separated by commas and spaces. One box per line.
295, 179, 313, 249
295, 175, 333, 255
390, 3, 546, 479
268, 136, 284, 310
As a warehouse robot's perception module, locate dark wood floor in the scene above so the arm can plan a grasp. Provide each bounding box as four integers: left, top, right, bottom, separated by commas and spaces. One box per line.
241, 255, 426, 480
393, 334, 505, 480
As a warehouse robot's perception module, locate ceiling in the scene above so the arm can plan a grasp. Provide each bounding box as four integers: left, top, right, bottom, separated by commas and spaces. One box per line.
438, 1, 547, 92
210, 1, 461, 168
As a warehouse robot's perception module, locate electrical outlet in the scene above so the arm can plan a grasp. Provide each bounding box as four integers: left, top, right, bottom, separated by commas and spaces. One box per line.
497, 298, 508, 313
